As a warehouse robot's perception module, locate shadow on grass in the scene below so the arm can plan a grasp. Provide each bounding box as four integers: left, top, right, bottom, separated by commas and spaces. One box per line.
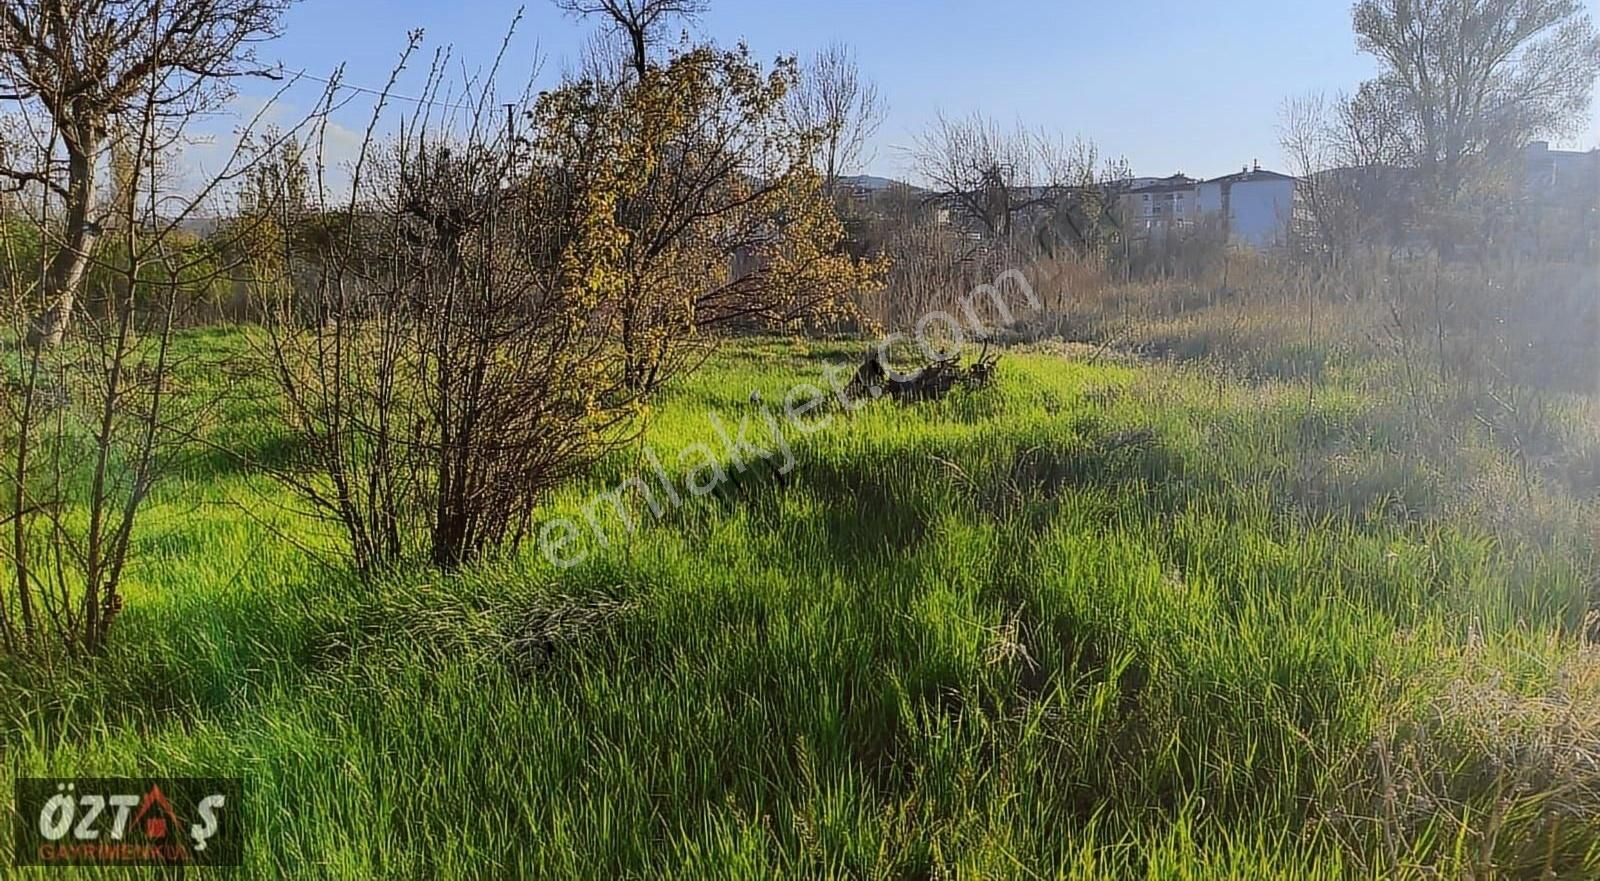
664, 416, 1186, 565
0, 570, 363, 751
185, 429, 306, 481
661, 449, 937, 563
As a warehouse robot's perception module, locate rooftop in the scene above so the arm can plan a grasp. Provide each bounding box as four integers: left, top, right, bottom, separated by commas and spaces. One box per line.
1204, 165, 1297, 184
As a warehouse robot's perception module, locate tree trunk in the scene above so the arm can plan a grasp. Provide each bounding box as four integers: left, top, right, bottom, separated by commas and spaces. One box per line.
628, 26, 647, 82
26, 137, 99, 349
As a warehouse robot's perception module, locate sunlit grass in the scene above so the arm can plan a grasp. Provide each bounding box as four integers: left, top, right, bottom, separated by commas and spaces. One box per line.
1, 330, 1595, 879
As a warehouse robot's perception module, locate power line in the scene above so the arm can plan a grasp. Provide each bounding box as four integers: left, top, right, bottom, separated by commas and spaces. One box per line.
270, 65, 488, 113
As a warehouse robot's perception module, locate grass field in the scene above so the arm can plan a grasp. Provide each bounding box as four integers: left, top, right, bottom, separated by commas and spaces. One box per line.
2, 330, 1597, 879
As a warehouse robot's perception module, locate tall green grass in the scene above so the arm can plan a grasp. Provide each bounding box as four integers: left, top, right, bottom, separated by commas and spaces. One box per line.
1, 332, 1595, 879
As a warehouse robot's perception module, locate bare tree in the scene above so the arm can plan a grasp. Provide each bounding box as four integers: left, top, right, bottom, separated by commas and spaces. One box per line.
788, 41, 885, 193
1044, 136, 1131, 259
911, 112, 1123, 254
569, 26, 635, 86
911, 112, 1058, 242
1350, 0, 1600, 208
552, 0, 706, 80
0, 0, 295, 347
0, 14, 306, 660
1282, 0, 1598, 261
1280, 93, 1385, 261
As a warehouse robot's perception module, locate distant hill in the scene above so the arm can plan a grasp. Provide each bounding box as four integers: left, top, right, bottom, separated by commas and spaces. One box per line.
836, 174, 911, 192
175, 216, 224, 237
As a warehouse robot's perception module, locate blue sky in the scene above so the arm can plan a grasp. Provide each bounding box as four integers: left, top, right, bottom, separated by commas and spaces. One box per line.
229, 0, 1600, 183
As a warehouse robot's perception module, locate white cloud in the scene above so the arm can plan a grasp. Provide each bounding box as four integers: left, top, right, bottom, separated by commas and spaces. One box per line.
168, 89, 371, 212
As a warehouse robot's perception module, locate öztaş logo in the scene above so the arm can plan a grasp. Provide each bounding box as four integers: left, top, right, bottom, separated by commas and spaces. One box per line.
13, 777, 242, 866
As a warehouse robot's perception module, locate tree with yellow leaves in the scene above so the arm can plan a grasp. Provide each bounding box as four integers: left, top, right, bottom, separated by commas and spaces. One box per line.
536, 40, 885, 393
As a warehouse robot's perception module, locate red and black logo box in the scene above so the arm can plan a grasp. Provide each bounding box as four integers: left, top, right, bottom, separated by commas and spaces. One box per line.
13, 777, 243, 867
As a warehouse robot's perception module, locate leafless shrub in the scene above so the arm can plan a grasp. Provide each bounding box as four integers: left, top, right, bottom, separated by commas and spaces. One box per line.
259, 26, 874, 574
257, 34, 642, 572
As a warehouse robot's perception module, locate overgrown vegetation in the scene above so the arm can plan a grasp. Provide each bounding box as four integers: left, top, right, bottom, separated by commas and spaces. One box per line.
255, 20, 881, 573
0, 0, 1597, 876
0, 336, 1596, 878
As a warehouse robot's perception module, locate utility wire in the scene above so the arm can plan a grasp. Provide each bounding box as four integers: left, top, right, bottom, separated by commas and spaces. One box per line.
269, 64, 489, 113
